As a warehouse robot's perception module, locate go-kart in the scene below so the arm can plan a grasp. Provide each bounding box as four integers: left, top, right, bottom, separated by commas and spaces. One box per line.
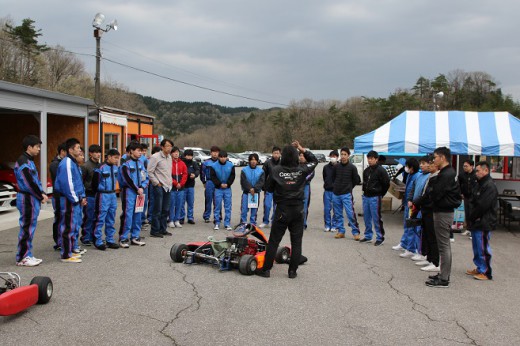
170, 223, 301, 275
0, 272, 53, 316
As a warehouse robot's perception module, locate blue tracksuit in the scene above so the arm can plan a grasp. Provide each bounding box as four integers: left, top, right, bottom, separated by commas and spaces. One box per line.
401, 172, 420, 252
14, 152, 45, 262
92, 162, 118, 246
201, 158, 218, 221
54, 155, 86, 259
119, 158, 149, 241
210, 160, 235, 227
240, 165, 265, 225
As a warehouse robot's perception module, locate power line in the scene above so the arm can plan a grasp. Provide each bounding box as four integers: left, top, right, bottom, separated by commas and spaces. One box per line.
101, 56, 289, 107
103, 39, 288, 101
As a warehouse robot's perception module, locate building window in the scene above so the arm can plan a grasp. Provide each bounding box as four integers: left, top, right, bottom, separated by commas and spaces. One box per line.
104, 133, 120, 154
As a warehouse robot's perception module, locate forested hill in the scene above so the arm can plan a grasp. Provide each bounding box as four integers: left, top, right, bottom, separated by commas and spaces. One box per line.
139, 95, 265, 138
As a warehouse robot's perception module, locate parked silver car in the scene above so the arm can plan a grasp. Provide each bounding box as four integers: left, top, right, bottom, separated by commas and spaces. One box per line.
0, 183, 17, 212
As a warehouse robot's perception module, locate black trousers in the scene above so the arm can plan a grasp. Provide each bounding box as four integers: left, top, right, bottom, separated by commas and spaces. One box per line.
52, 192, 61, 246
421, 210, 439, 266
263, 203, 304, 273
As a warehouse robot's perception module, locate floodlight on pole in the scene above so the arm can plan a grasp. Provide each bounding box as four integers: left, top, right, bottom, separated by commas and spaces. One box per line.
433, 91, 444, 111
92, 13, 118, 107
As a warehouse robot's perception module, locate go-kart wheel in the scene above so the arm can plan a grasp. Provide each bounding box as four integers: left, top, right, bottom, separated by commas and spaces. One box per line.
170, 243, 188, 263
238, 255, 257, 275
30, 276, 53, 304
275, 246, 290, 264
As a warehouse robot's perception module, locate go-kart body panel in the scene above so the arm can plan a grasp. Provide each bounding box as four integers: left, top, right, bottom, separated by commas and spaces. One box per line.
0, 284, 38, 316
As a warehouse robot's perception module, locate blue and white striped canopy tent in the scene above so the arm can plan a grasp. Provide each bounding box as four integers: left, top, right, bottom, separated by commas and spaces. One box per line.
354, 111, 520, 156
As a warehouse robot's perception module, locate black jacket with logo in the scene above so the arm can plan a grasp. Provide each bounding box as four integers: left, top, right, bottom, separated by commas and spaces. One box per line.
266, 151, 318, 206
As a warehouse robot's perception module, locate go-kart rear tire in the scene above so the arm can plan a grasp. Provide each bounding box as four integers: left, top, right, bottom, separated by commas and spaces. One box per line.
170, 243, 188, 263
30, 276, 53, 304
275, 246, 290, 264
238, 255, 257, 275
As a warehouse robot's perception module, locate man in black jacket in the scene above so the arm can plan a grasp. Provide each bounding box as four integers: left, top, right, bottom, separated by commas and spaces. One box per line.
458, 160, 477, 235
360, 150, 390, 246
425, 147, 461, 288
332, 147, 361, 240
323, 150, 339, 232
181, 149, 200, 224
256, 141, 318, 279
466, 161, 497, 281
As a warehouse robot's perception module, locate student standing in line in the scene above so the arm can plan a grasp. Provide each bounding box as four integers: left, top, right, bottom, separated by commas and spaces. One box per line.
91, 149, 121, 250
425, 147, 461, 288
54, 137, 86, 263
118, 141, 149, 248
49, 142, 66, 251
466, 161, 497, 281
14, 135, 49, 266
259, 146, 281, 228
180, 149, 200, 225
323, 150, 339, 232
359, 150, 390, 246
200, 146, 220, 223
240, 153, 265, 225
80, 144, 102, 247
210, 150, 235, 230
332, 147, 361, 240
168, 146, 188, 228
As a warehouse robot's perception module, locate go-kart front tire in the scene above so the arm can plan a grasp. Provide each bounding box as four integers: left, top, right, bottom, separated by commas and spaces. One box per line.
238, 255, 257, 275
30, 276, 53, 304
275, 246, 290, 264
170, 243, 188, 263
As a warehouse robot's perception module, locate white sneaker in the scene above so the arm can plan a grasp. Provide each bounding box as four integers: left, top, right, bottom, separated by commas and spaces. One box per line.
392, 243, 404, 251
421, 263, 440, 272
415, 260, 430, 266
214, 224, 220, 230
30, 256, 43, 264
168, 221, 175, 228
330, 228, 337, 232
411, 254, 426, 261
225, 226, 233, 231
400, 250, 415, 258
259, 223, 267, 228
17, 256, 40, 267
462, 230, 471, 236
450, 238, 455, 243
324, 227, 331, 232
174, 221, 182, 228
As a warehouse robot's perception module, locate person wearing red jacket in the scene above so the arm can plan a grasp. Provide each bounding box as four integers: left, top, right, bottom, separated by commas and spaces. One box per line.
168, 147, 188, 228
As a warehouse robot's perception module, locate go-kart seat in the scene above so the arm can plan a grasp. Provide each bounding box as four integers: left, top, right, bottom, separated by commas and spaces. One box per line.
207, 236, 229, 256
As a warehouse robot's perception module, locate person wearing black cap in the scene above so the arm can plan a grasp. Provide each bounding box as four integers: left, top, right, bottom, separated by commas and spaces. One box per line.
256, 140, 318, 279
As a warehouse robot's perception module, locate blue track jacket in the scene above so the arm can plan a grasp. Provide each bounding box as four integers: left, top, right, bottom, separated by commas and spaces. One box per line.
54, 154, 86, 204
14, 152, 45, 200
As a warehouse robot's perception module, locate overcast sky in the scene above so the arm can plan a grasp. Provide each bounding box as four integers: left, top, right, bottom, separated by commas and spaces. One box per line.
4, 1, 520, 108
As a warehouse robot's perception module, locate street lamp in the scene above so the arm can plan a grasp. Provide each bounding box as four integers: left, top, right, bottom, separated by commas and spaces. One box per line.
433, 91, 444, 111
92, 13, 117, 106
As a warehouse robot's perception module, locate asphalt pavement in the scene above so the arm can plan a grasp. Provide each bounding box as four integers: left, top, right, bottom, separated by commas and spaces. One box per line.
1, 163, 520, 345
